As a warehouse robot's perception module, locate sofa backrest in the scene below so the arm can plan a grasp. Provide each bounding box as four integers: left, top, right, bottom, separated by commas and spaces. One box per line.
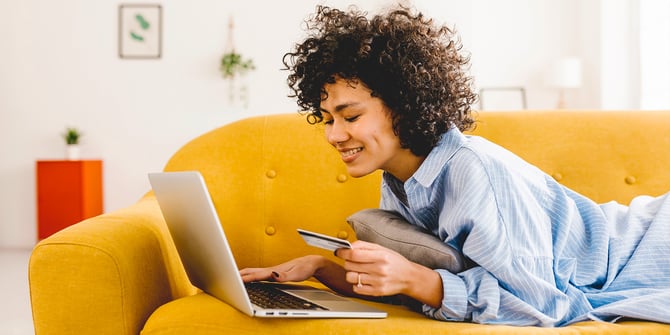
162, 111, 670, 269
468, 110, 670, 204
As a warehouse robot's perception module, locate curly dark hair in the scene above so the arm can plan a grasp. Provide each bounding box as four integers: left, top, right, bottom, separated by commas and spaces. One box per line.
282, 5, 478, 156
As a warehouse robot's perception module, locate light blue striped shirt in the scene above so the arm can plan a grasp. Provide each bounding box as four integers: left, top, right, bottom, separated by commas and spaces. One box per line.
380, 128, 670, 326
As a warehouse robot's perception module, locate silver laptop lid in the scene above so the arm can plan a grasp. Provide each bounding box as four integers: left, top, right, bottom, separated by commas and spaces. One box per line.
148, 171, 255, 316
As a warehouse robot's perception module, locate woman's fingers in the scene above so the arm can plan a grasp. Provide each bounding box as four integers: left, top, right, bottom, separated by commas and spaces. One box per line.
239, 268, 274, 282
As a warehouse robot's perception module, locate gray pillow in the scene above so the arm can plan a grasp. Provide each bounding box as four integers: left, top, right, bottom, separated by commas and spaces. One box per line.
346, 209, 466, 273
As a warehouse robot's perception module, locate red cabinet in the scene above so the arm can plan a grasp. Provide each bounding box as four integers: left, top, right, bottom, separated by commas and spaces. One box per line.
36, 160, 103, 239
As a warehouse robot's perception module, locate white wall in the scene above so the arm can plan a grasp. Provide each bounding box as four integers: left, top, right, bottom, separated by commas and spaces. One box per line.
0, 0, 632, 248
639, 0, 670, 109
470, 0, 582, 109
600, 0, 639, 109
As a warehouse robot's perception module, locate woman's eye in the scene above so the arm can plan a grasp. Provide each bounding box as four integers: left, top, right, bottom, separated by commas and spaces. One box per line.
345, 115, 360, 122
323, 119, 334, 125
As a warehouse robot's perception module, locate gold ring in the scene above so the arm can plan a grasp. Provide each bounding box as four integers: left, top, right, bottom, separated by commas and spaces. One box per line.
357, 273, 363, 288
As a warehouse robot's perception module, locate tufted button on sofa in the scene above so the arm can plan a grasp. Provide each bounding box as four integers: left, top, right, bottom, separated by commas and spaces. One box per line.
29, 111, 670, 334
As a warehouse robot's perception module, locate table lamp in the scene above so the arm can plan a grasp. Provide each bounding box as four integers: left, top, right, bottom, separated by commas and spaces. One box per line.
547, 57, 582, 109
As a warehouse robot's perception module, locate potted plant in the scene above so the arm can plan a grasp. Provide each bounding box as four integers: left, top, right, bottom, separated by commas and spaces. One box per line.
219, 51, 255, 79
219, 17, 256, 107
62, 127, 82, 160
220, 50, 255, 107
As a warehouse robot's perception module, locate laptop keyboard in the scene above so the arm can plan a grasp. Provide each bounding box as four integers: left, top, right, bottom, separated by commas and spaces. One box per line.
246, 283, 327, 310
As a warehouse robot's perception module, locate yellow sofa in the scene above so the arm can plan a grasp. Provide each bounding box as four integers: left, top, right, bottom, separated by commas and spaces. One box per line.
29, 111, 670, 334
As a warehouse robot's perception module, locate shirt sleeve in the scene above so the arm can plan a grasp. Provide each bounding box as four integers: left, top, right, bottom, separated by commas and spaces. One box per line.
421, 147, 574, 326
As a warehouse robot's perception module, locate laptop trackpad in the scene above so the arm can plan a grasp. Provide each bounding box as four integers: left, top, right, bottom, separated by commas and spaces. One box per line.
286, 290, 349, 302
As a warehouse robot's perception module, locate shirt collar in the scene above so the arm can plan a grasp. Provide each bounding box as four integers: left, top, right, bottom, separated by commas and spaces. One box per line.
384, 128, 467, 188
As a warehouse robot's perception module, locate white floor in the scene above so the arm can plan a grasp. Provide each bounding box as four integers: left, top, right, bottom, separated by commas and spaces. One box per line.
0, 248, 35, 335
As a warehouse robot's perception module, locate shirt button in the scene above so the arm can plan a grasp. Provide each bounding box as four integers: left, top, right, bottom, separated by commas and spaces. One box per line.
265, 226, 276, 236
266, 170, 277, 179
552, 173, 563, 181
336, 174, 348, 183
337, 231, 349, 239
625, 176, 636, 185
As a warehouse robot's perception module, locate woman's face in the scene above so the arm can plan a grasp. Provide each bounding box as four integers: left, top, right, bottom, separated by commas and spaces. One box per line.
320, 78, 421, 181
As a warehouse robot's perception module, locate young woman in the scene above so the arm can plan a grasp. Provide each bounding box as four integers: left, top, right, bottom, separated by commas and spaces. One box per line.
240, 5, 670, 327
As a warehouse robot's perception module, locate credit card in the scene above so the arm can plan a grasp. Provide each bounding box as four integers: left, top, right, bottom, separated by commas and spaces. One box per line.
297, 229, 352, 251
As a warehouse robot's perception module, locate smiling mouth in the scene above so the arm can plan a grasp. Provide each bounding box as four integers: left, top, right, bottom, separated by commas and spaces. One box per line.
340, 147, 363, 159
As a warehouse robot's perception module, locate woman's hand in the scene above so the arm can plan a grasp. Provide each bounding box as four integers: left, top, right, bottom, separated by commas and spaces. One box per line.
336, 240, 443, 308
239, 241, 444, 308
239, 255, 328, 283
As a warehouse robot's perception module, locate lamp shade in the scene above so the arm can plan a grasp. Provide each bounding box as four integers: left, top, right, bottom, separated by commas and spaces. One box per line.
547, 57, 582, 88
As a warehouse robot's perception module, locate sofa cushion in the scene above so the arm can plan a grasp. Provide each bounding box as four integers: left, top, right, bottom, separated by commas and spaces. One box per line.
346, 209, 466, 273
140, 288, 669, 335
141, 290, 441, 335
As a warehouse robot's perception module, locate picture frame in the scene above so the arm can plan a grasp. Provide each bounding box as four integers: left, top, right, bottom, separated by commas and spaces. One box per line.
118, 4, 162, 59
478, 87, 528, 110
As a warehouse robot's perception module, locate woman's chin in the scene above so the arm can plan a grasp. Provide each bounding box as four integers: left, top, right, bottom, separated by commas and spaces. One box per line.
345, 166, 377, 178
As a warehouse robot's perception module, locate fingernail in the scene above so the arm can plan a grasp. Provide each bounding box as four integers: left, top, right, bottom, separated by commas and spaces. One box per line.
272, 271, 279, 278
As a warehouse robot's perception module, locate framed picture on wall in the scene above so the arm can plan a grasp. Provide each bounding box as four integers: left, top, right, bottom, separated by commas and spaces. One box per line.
118, 4, 162, 59
478, 87, 527, 110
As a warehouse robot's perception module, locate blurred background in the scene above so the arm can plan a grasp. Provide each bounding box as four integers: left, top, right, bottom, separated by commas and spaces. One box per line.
1, 0, 668, 249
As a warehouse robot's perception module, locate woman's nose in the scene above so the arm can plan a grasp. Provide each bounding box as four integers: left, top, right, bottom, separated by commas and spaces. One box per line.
327, 120, 348, 145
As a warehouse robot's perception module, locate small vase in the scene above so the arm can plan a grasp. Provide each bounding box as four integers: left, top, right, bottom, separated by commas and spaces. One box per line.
66, 145, 80, 160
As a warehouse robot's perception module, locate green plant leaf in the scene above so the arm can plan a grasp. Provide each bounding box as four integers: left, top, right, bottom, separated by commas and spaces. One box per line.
135, 14, 150, 30
220, 51, 256, 78
62, 127, 82, 145
130, 31, 144, 42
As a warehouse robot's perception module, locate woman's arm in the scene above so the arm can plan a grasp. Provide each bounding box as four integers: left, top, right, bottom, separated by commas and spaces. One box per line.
422, 145, 576, 326
240, 255, 339, 285
240, 255, 359, 297
240, 245, 444, 306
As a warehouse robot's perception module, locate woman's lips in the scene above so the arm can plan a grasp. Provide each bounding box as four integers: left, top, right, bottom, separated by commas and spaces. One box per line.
340, 147, 363, 162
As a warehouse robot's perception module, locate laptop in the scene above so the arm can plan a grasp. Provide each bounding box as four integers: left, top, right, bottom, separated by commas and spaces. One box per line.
148, 171, 387, 318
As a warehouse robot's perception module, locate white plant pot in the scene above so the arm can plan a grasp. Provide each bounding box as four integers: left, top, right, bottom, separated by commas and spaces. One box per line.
66, 145, 80, 160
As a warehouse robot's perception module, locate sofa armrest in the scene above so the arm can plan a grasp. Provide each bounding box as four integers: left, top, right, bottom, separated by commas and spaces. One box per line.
29, 195, 195, 335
